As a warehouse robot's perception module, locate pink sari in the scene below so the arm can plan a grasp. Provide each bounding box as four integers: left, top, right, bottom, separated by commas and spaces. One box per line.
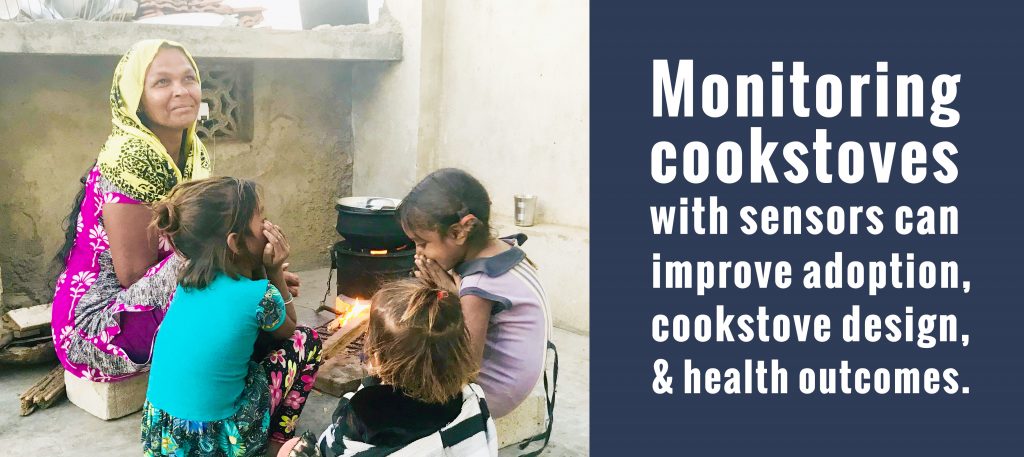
51, 167, 181, 382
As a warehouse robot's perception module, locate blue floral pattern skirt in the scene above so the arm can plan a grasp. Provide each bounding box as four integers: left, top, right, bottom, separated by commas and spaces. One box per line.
141, 327, 323, 457
141, 362, 270, 457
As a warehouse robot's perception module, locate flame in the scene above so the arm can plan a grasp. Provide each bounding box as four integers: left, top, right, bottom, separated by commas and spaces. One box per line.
333, 296, 352, 314
329, 296, 371, 332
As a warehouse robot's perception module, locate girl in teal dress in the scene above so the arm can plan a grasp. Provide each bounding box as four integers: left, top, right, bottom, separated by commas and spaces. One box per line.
140, 177, 322, 457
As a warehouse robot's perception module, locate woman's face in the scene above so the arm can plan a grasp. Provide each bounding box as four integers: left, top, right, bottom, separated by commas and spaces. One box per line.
139, 47, 201, 131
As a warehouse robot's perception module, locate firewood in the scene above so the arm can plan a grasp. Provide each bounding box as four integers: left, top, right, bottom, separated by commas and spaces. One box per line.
314, 313, 369, 397
321, 312, 369, 361
20, 365, 66, 416
37, 374, 66, 407
32, 371, 57, 402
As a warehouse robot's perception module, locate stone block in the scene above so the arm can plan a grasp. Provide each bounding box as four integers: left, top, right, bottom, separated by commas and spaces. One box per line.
495, 381, 548, 449
64, 370, 149, 420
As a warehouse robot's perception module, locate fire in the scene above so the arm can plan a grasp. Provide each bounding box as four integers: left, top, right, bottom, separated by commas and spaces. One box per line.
329, 295, 371, 332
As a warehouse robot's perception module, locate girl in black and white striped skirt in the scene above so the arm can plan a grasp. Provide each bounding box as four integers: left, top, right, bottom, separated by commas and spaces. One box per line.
281, 277, 498, 457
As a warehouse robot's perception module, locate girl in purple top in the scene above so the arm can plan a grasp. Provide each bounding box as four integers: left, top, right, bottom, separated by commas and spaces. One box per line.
398, 168, 552, 419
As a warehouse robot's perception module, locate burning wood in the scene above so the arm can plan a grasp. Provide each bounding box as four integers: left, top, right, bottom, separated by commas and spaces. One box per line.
322, 298, 370, 361
327, 296, 371, 333
313, 296, 372, 397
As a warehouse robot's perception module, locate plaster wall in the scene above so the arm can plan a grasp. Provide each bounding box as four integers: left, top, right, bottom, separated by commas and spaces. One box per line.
350, 1, 429, 198
436, 1, 589, 230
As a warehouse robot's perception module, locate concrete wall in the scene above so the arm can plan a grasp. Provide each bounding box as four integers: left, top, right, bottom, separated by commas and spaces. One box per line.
350, 0, 434, 198
0, 55, 115, 309
0, 55, 352, 309
435, 1, 588, 229
352, 0, 590, 333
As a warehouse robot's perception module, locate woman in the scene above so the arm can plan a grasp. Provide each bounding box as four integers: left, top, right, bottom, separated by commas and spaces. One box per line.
51, 39, 298, 382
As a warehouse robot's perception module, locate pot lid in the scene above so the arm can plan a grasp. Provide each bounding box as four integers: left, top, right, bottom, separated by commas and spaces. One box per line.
336, 196, 403, 212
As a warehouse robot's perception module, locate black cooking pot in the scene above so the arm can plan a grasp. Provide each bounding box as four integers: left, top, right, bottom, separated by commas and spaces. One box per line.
335, 197, 411, 250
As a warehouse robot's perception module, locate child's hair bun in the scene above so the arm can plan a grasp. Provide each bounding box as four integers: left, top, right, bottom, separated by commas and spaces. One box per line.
424, 287, 464, 339
146, 177, 265, 290
400, 282, 463, 339
152, 200, 181, 236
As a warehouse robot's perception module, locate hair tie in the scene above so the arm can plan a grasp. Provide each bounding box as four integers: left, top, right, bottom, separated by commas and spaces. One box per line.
459, 214, 476, 225
437, 290, 448, 300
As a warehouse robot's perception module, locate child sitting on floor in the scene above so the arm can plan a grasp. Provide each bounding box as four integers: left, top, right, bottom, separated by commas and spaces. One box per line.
141, 177, 323, 457
281, 277, 498, 456
398, 168, 553, 420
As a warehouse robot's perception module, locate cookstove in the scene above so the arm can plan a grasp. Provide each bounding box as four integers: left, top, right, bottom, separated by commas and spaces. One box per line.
314, 197, 416, 395
324, 196, 415, 311
332, 240, 415, 300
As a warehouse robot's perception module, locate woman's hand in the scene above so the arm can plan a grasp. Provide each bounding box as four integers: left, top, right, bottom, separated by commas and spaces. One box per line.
414, 255, 461, 292
283, 263, 301, 297
262, 221, 290, 274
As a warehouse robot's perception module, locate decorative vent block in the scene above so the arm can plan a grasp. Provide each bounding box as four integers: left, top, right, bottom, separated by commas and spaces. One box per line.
196, 61, 253, 142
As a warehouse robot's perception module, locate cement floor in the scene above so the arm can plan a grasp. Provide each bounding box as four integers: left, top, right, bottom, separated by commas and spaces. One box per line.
0, 268, 589, 456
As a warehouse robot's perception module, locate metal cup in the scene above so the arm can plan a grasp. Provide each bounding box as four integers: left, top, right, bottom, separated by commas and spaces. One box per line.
514, 195, 537, 227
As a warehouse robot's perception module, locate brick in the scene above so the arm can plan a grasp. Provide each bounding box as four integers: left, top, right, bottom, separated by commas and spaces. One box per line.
64, 371, 149, 420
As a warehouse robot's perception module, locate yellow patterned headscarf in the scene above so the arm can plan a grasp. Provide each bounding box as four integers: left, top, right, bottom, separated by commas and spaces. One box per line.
97, 39, 212, 203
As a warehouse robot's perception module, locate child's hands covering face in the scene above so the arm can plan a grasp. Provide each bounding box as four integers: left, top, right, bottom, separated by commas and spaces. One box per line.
414, 254, 461, 292
262, 220, 290, 273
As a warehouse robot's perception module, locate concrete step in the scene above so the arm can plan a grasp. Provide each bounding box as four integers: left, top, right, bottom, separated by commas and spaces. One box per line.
495, 382, 548, 449
64, 371, 148, 421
